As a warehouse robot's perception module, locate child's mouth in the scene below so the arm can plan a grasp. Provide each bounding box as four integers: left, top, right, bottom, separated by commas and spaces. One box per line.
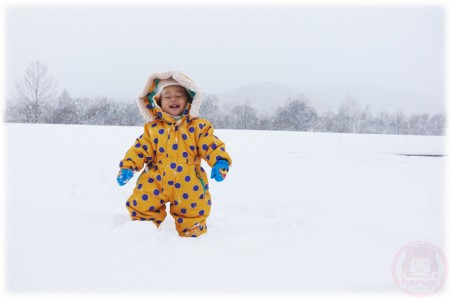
169, 104, 180, 109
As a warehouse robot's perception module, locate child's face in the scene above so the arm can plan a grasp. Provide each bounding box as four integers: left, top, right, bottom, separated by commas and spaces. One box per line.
160, 85, 189, 116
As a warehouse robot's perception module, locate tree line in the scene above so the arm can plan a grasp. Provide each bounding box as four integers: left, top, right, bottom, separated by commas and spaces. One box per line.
4, 61, 446, 136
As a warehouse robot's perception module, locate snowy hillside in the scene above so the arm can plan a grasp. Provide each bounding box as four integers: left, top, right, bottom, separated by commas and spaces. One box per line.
5, 123, 446, 293
217, 82, 301, 114
216, 82, 443, 115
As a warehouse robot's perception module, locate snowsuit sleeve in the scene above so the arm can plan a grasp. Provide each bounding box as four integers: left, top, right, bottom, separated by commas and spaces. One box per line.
197, 119, 232, 168
119, 123, 155, 172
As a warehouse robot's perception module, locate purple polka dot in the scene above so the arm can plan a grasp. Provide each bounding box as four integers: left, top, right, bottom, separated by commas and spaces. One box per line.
181, 208, 187, 213
182, 134, 188, 140
168, 180, 174, 186
183, 193, 189, 199
185, 176, 191, 182
172, 144, 178, 150
199, 210, 205, 215
143, 145, 148, 151
211, 144, 217, 150
159, 147, 165, 153
174, 200, 179, 206
182, 152, 188, 158
132, 211, 137, 217
142, 194, 149, 200
199, 124, 204, 129
191, 203, 197, 208
156, 175, 162, 181
159, 129, 165, 134
216, 156, 223, 161
149, 206, 155, 211
119, 161, 124, 167
177, 166, 183, 172
202, 144, 208, 151
154, 138, 159, 144
135, 143, 141, 148
153, 189, 160, 196
170, 163, 176, 169
175, 183, 181, 189
152, 123, 157, 127
148, 178, 154, 183
138, 153, 144, 158
193, 185, 199, 191
177, 218, 183, 223
189, 127, 195, 133
138, 184, 142, 189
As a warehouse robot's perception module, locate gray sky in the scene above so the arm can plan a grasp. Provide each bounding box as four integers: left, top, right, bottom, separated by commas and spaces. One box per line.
5, 5, 445, 112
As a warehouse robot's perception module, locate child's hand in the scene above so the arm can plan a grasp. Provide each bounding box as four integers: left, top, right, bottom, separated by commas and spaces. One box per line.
117, 169, 134, 186
211, 160, 229, 182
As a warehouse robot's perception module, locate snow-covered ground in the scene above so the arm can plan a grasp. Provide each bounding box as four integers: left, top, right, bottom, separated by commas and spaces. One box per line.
4, 123, 447, 294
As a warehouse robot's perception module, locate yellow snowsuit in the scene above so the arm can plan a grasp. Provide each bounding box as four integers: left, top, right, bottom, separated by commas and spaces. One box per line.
119, 71, 232, 237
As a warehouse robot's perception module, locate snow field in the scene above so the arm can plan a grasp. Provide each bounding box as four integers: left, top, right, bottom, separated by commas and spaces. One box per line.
4, 123, 446, 294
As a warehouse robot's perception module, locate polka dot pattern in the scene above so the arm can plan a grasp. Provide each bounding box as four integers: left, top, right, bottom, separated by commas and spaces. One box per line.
121, 118, 231, 237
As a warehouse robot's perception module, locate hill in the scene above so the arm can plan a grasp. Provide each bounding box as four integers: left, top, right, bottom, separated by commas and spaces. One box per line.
217, 83, 444, 115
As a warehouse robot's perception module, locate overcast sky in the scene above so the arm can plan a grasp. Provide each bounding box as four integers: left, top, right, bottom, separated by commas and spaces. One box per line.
5, 5, 445, 111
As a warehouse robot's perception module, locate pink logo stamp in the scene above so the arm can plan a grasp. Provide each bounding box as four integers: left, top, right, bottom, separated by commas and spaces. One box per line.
392, 241, 448, 297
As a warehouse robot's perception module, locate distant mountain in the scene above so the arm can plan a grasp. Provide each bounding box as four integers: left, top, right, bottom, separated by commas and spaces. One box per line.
217, 82, 304, 115
215, 82, 444, 116
301, 85, 444, 115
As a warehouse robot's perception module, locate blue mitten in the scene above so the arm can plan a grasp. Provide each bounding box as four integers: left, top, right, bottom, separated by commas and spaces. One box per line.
117, 169, 134, 186
211, 160, 229, 182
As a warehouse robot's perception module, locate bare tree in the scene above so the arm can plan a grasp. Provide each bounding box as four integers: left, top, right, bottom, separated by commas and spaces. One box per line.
273, 96, 317, 131
14, 61, 58, 123
200, 94, 223, 127
230, 102, 259, 130
334, 96, 361, 133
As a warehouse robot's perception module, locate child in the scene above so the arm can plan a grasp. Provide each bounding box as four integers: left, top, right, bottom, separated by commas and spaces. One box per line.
117, 71, 232, 238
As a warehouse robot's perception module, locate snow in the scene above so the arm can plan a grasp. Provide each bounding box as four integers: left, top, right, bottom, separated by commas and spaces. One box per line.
3, 123, 447, 294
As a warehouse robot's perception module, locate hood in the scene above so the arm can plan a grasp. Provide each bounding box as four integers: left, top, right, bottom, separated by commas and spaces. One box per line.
137, 71, 202, 122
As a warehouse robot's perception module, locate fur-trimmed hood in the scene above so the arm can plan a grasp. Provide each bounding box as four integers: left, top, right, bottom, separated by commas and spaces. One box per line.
137, 71, 202, 122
